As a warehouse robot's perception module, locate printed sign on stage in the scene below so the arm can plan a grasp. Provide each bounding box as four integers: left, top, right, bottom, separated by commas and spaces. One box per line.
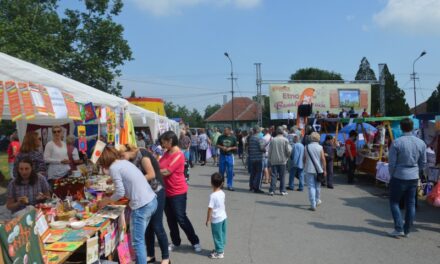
269, 83, 371, 120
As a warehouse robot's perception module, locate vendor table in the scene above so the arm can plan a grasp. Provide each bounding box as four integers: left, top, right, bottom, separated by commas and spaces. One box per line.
46, 218, 113, 264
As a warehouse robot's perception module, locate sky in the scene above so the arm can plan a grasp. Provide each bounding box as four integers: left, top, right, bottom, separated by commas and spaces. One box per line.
64, 0, 440, 114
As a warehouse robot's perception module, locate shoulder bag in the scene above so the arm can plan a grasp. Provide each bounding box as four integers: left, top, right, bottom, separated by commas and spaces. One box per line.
306, 145, 326, 185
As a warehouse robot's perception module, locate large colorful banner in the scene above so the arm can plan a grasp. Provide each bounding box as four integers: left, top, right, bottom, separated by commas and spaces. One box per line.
269, 83, 371, 120
5, 81, 23, 121
18, 82, 36, 120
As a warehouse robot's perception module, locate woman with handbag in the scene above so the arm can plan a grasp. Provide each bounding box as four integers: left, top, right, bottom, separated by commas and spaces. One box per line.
304, 132, 327, 211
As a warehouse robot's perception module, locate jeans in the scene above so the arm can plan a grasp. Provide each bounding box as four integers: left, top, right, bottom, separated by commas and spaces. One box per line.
269, 164, 286, 193
250, 160, 263, 190
211, 219, 227, 253
165, 193, 200, 246
190, 146, 198, 165
305, 173, 321, 208
200, 149, 207, 163
131, 198, 158, 264
347, 158, 356, 183
288, 167, 304, 190
146, 189, 169, 260
389, 178, 418, 234
326, 158, 334, 187
219, 154, 234, 188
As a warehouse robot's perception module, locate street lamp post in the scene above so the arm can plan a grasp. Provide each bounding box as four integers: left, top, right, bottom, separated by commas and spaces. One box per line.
224, 52, 234, 130
412, 50, 427, 115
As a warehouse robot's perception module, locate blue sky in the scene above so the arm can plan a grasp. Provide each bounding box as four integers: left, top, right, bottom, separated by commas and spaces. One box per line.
63, 0, 440, 113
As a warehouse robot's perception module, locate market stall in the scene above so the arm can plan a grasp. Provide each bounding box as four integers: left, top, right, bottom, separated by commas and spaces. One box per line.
0, 53, 138, 263
0, 173, 132, 264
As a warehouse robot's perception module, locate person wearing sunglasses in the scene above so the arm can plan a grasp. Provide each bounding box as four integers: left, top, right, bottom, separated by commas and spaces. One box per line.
44, 126, 71, 182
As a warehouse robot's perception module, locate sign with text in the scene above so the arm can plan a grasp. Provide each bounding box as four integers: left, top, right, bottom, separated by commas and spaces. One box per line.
269, 83, 371, 120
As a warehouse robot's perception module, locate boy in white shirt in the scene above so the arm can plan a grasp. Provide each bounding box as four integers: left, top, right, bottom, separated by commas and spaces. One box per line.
206, 172, 227, 259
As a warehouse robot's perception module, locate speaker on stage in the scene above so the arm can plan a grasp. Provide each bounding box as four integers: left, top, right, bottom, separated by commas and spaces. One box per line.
298, 104, 312, 117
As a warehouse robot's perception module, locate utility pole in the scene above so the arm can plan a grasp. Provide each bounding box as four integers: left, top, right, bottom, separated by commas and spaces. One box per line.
224, 52, 236, 130
412, 51, 427, 115
378, 63, 386, 115
255, 63, 262, 127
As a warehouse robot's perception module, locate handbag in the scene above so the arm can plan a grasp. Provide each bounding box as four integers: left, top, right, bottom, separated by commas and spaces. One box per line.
306, 145, 326, 185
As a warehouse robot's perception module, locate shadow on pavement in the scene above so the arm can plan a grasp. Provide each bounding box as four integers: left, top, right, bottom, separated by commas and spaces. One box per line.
256, 200, 310, 211
308, 221, 390, 237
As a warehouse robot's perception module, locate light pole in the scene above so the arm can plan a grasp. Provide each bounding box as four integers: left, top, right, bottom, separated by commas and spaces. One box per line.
224, 52, 234, 130
412, 50, 427, 115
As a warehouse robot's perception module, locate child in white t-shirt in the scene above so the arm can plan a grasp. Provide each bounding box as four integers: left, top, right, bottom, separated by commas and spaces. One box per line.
206, 172, 227, 259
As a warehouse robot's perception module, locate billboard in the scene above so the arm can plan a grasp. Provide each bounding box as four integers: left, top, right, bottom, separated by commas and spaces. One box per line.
269, 83, 371, 120
127, 97, 166, 117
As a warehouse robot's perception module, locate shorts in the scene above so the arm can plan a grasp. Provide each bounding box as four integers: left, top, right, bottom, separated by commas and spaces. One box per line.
211, 146, 219, 157
262, 156, 269, 169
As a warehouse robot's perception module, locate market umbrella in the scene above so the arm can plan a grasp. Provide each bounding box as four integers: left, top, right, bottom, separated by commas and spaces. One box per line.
340, 122, 377, 134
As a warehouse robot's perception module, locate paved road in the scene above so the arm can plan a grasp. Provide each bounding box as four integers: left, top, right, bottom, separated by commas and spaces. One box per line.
0, 161, 438, 263
164, 161, 440, 264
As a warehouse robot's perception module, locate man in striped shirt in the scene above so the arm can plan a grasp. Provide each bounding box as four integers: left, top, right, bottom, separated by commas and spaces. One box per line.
248, 126, 266, 194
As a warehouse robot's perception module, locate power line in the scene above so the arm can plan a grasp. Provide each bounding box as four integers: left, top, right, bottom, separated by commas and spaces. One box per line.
118, 77, 222, 92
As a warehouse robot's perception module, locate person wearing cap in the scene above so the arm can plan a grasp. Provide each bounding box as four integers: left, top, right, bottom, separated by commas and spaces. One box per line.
323, 135, 335, 189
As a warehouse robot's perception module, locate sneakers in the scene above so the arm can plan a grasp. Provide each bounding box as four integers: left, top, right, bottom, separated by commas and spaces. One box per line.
168, 243, 179, 251
286, 187, 294, 191
254, 189, 265, 194
227, 187, 235, 191
210, 251, 224, 259
268, 191, 274, 196
193, 243, 202, 253
388, 230, 405, 238
280, 192, 288, 196
309, 207, 316, 211
316, 200, 322, 207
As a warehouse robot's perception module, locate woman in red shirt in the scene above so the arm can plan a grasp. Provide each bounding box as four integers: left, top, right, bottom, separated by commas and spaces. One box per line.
345, 130, 358, 184
7, 133, 20, 179
159, 131, 201, 253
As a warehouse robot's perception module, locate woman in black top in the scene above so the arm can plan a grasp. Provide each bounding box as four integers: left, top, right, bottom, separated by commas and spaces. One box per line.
121, 144, 170, 264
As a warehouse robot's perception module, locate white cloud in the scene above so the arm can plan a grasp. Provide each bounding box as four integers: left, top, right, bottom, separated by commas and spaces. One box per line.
373, 0, 440, 34
132, 0, 262, 16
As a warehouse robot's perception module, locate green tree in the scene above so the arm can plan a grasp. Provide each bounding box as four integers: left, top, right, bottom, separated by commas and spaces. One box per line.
188, 109, 204, 127
130, 90, 136, 98
164, 101, 204, 127
164, 102, 177, 117
204, 104, 221, 119
355, 57, 377, 81
0, 0, 132, 95
354, 57, 379, 115
290, 67, 343, 81
426, 83, 440, 113
382, 65, 410, 116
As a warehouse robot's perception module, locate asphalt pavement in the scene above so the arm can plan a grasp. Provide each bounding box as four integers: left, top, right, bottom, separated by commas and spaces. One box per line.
164, 160, 440, 264
0, 160, 438, 263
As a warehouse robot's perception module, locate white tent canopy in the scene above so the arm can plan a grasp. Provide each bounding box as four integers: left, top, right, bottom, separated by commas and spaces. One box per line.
0, 52, 128, 121
127, 103, 180, 141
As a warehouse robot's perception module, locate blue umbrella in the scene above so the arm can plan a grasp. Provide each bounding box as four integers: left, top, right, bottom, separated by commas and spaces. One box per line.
340, 122, 377, 134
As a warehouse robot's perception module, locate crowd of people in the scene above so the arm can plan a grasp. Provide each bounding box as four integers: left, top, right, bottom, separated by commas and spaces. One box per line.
1, 117, 427, 263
